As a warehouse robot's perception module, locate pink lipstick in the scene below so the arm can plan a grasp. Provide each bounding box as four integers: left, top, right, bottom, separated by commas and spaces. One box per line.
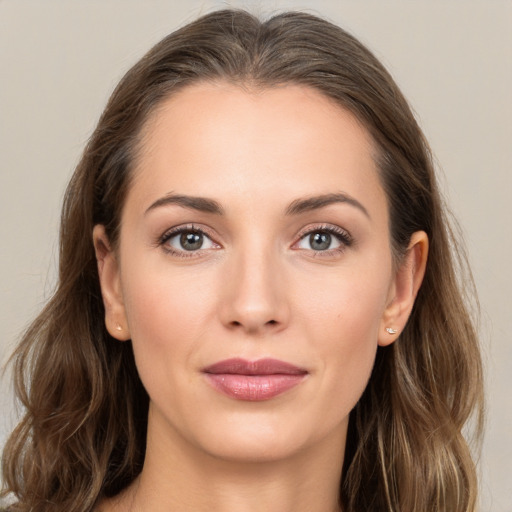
203, 358, 308, 401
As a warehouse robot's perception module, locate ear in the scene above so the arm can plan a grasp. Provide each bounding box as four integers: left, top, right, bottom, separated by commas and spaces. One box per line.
378, 231, 428, 346
93, 225, 130, 341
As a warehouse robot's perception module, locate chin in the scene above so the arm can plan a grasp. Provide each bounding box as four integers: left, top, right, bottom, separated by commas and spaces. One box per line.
185, 410, 346, 465
199, 429, 309, 463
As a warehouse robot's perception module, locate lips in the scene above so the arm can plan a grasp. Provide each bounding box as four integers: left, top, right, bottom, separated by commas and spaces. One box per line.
203, 358, 308, 401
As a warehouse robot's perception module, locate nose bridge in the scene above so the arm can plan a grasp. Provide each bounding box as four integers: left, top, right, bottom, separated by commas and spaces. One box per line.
220, 235, 289, 333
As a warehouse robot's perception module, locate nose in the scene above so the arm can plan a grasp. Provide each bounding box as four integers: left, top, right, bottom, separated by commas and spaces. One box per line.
218, 247, 290, 335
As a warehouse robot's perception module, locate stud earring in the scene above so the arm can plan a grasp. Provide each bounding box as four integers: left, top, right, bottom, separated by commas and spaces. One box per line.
386, 327, 398, 334
115, 323, 123, 332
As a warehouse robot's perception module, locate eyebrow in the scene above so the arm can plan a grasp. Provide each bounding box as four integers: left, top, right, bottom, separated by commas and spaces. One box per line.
145, 191, 369, 218
285, 193, 370, 218
145, 193, 224, 216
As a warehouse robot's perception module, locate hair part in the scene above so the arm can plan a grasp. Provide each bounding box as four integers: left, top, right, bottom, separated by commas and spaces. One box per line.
2, 9, 483, 512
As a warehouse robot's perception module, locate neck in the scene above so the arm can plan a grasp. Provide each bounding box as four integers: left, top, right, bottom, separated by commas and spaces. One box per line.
102, 405, 346, 512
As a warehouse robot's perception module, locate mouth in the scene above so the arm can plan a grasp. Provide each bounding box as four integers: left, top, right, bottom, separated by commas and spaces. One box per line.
202, 358, 308, 401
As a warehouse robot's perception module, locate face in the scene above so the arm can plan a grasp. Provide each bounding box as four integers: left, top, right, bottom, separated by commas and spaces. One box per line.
95, 82, 420, 464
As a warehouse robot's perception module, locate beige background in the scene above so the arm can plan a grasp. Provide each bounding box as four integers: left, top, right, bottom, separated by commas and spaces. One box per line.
1, 1, 510, 510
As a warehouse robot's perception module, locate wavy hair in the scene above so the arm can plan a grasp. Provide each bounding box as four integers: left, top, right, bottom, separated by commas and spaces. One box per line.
1, 9, 483, 512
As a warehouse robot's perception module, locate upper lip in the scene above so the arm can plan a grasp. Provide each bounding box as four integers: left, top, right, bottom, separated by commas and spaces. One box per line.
203, 358, 308, 375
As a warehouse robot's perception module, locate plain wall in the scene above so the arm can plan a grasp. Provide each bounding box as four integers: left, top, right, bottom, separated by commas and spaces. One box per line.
1, 1, 511, 510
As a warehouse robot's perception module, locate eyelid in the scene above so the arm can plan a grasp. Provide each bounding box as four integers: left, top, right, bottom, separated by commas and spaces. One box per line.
158, 223, 221, 257
156, 222, 353, 258
292, 223, 353, 252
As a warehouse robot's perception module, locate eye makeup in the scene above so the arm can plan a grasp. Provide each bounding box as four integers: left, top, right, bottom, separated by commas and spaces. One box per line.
156, 221, 354, 260
158, 223, 221, 258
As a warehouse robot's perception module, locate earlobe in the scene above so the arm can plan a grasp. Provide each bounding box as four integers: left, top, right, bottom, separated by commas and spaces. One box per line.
92, 225, 130, 341
378, 231, 428, 346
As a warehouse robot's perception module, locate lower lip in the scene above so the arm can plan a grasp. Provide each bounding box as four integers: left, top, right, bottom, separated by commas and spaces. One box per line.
204, 374, 306, 401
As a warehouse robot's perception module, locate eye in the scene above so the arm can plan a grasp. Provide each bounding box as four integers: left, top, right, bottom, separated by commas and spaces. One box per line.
161, 227, 218, 254
294, 226, 352, 252
296, 231, 341, 251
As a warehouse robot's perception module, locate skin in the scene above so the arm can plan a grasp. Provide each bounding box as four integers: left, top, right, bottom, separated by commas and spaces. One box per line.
94, 83, 428, 512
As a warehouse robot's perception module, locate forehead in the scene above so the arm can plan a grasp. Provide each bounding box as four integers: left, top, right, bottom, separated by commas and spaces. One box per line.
128, 82, 385, 217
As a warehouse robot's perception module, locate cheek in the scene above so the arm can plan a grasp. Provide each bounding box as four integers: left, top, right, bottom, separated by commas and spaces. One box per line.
120, 259, 217, 384
124, 250, 218, 324
295, 264, 390, 401
299, 263, 389, 341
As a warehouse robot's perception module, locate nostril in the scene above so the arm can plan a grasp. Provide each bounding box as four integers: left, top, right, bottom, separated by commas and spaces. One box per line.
228, 319, 278, 329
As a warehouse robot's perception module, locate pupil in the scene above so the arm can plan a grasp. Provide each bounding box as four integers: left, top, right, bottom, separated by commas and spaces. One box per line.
180, 231, 203, 251
310, 232, 331, 251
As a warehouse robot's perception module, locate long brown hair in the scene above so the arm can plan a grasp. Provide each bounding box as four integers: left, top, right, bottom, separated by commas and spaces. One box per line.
2, 9, 483, 512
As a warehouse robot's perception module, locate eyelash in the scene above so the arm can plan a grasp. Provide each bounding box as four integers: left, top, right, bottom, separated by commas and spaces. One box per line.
159, 224, 218, 258
294, 224, 353, 257
158, 223, 353, 258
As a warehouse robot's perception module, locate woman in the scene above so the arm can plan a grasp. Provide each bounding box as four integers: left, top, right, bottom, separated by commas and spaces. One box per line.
1, 8, 483, 512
